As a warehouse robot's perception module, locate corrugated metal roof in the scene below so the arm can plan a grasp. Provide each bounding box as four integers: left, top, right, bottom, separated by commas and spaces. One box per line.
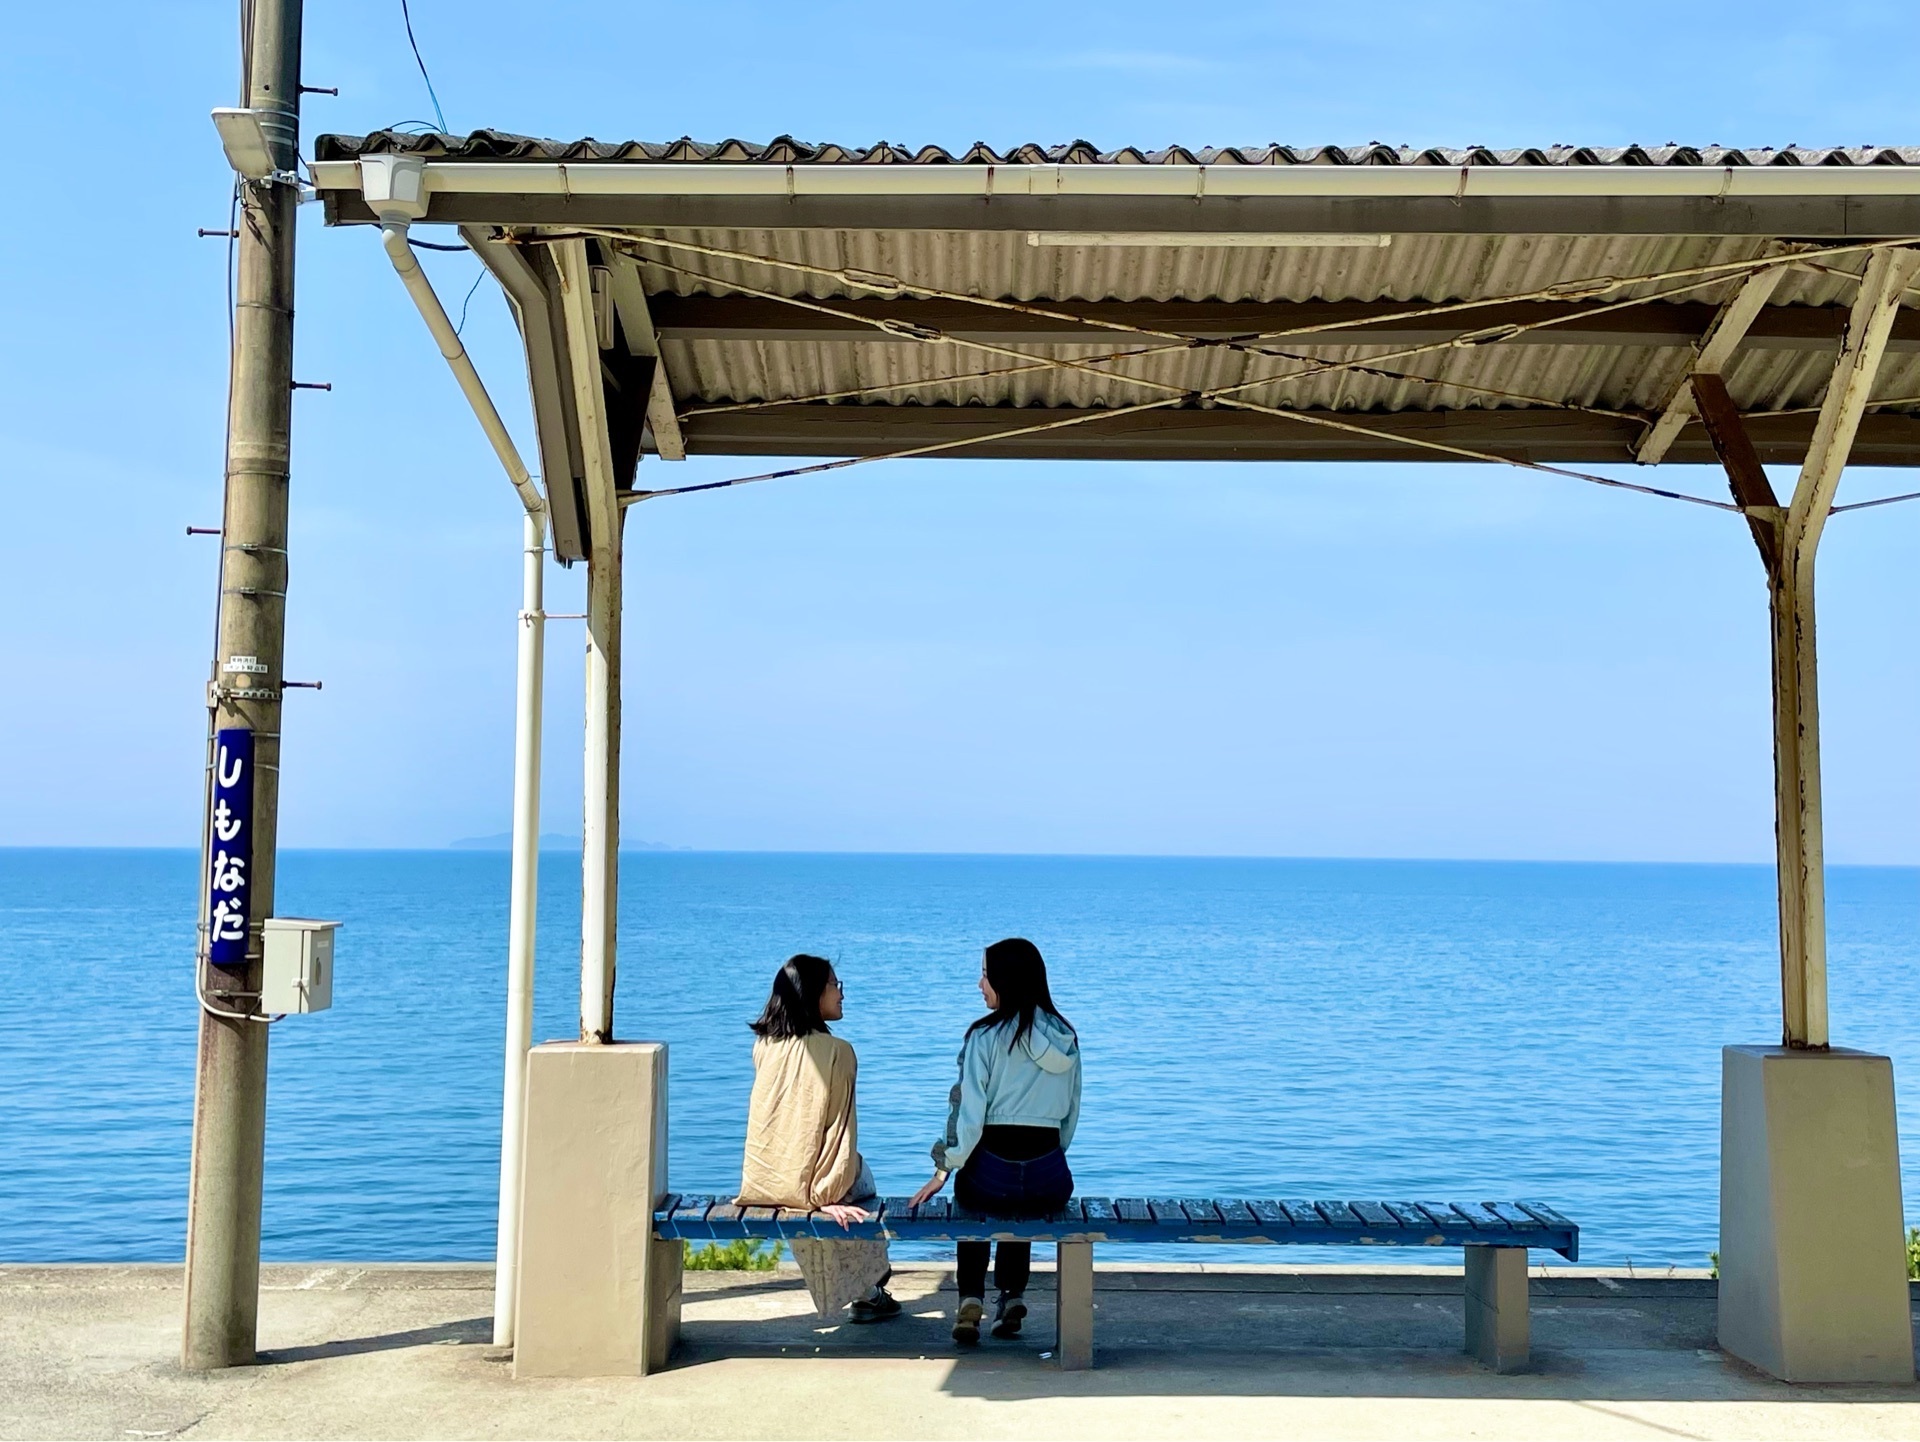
623, 229, 1904, 419
311, 130, 1920, 479
314, 131, 1920, 168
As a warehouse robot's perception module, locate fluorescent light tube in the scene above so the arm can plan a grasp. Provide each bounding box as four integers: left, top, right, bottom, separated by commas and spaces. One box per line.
1027, 232, 1392, 248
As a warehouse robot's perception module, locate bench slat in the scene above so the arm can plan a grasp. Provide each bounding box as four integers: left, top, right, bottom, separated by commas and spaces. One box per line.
1348, 1200, 1399, 1229
1456, 1203, 1513, 1233
916, 1197, 951, 1223
1483, 1201, 1543, 1231
1082, 1197, 1119, 1226
1149, 1199, 1189, 1226
1384, 1201, 1441, 1236
1181, 1199, 1223, 1225
663, 1195, 711, 1239
1279, 1200, 1321, 1226
1417, 1201, 1472, 1231
704, 1201, 746, 1239
1218, 1200, 1256, 1227
1247, 1200, 1293, 1232
1517, 1200, 1575, 1231
1518, 1201, 1581, 1261
1314, 1201, 1365, 1230
1115, 1198, 1152, 1224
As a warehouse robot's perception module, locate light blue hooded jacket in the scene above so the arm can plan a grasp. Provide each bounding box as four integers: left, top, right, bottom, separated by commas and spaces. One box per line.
931, 1010, 1082, 1174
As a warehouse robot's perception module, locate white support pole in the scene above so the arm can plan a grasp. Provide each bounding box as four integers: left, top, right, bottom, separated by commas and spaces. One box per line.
492, 506, 546, 1345
371, 206, 551, 1344
554, 239, 625, 1043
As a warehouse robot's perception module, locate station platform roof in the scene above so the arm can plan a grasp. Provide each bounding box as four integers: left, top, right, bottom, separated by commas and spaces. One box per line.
311, 131, 1920, 560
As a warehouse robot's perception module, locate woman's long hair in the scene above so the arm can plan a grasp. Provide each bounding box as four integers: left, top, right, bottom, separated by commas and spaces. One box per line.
966, 937, 1073, 1049
749, 954, 836, 1040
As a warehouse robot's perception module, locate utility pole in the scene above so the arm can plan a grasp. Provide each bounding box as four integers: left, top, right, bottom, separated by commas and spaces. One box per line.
182, 0, 303, 1371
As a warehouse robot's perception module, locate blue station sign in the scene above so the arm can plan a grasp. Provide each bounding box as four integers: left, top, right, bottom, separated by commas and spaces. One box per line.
207, 727, 254, 968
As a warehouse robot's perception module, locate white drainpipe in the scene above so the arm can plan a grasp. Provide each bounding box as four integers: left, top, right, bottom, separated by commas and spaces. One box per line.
368, 161, 545, 1347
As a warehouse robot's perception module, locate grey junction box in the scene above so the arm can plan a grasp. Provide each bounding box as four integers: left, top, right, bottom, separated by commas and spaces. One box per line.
261, 917, 338, 1013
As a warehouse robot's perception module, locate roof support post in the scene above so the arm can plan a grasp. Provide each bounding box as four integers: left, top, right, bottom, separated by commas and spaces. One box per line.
1692, 245, 1920, 1048
1637, 267, 1785, 465
555, 238, 625, 1042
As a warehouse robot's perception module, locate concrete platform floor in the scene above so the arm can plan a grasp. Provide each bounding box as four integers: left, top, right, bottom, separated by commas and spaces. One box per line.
4, 1261, 1919, 1440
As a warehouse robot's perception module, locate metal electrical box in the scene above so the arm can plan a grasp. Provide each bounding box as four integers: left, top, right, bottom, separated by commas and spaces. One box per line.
261, 917, 338, 1013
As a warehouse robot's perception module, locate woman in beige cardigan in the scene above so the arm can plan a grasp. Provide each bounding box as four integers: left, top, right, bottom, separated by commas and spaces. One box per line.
737, 954, 899, 1323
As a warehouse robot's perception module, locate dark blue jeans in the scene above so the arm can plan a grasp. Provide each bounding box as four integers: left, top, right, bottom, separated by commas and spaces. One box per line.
955, 1132, 1072, 1299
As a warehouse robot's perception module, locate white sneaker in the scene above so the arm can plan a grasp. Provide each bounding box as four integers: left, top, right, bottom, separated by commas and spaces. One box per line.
952, 1296, 984, 1345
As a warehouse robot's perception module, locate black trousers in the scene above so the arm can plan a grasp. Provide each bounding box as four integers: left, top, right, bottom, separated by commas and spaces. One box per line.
954, 1126, 1072, 1299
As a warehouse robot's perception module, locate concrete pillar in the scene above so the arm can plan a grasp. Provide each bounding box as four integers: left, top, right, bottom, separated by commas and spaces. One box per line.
1719, 1045, 1913, 1382
512, 1042, 681, 1377
1055, 1240, 1094, 1370
1463, 1245, 1529, 1373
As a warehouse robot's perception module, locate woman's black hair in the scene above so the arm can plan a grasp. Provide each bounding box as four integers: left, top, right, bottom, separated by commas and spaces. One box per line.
749, 954, 837, 1040
966, 937, 1073, 1049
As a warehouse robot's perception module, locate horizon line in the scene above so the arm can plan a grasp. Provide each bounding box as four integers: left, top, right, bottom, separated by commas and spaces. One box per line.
4, 843, 1919, 871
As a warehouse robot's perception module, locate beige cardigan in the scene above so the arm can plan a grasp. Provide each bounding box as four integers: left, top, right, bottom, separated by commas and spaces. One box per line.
737, 1033, 864, 1210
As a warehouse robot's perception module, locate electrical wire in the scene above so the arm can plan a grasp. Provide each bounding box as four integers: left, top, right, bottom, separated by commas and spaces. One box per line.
454, 269, 485, 337
399, 0, 448, 133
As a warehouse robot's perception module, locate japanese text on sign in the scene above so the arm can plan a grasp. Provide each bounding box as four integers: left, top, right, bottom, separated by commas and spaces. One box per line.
208, 728, 253, 967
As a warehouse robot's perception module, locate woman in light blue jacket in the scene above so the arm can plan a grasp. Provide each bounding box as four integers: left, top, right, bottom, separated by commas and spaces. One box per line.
910, 937, 1081, 1346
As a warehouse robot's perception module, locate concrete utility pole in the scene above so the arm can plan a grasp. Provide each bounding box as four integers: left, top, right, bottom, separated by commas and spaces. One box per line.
182, 0, 303, 1371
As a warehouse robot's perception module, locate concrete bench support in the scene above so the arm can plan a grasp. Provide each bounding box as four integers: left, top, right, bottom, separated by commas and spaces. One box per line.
514, 1042, 681, 1378
1463, 1244, 1528, 1373
1055, 1240, 1094, 1370
1719, 1045, 1915, 1382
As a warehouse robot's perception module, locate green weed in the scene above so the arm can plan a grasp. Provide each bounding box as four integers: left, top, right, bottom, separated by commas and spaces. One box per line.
684, 1238, 783, 1271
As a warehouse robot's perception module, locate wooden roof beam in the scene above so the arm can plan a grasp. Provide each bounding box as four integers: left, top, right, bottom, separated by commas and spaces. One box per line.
672, 402, 1920, 467
644, 293, 1920, 353
602, 249, 686, 460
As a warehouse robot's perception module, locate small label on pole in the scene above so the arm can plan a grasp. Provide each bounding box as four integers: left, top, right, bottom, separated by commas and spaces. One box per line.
208, 728, 254, 968
224, 655, 270, 674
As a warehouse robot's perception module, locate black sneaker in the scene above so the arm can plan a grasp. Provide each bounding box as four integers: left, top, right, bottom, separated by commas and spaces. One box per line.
848, 1289, 901, 1324
952, 1296, 984, 1345
990, 1292, 1027, 1339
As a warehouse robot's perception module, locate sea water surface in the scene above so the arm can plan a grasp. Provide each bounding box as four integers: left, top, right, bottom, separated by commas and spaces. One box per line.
3, 848, 1917, 1267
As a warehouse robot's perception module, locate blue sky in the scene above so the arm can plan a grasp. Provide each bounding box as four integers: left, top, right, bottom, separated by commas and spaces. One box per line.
4, 0, 1919, 859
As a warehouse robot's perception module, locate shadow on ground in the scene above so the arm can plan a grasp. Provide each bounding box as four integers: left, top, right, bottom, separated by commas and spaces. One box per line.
675, 1268, 1920, 1404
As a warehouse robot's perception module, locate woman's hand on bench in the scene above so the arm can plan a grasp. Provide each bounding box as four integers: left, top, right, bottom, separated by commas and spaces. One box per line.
909, 1171, 950, 1208
818, 1203, 872, 1229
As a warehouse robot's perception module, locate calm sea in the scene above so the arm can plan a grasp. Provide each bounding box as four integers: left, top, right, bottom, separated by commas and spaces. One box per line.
3, 849, 1917, 1267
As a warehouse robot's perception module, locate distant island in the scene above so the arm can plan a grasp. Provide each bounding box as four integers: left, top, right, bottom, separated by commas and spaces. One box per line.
448, 833, 682, 851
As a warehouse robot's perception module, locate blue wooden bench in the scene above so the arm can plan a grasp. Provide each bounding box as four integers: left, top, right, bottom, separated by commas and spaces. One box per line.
656, 1193, 1579, 1372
